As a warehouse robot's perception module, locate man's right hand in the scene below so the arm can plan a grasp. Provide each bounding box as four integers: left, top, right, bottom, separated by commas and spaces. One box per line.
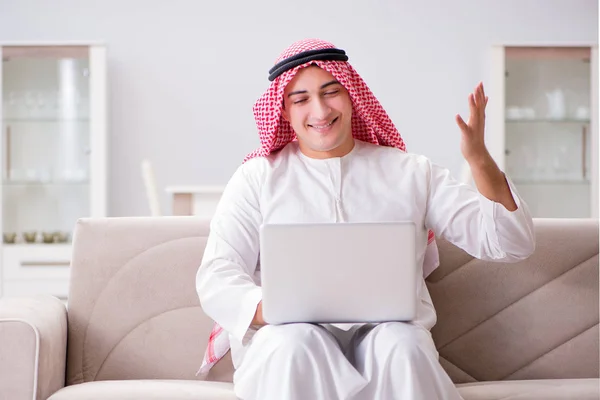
252, 301, 266, 326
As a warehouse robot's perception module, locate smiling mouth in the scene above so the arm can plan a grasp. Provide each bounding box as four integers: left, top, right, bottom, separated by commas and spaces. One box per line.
308, 117, 339, 129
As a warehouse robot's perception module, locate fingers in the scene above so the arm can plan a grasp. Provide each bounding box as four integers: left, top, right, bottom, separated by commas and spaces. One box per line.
475, 82, 485, 108
465, 83, 487, 128
469, 93, 477, 115
471, 83, 487, 121
455, 114, 468, 132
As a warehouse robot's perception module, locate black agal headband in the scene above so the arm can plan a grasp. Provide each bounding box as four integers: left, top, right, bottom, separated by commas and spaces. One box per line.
268, 48, 349, 81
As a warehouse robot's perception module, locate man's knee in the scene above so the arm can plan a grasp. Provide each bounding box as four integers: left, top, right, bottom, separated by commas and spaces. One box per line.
253, 323, 333, 355
367, 322, 432, 357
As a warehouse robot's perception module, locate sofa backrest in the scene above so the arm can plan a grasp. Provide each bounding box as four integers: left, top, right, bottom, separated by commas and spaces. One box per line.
427, 218, 598, 383
66, 217, 213, 385
65, 217, 598, 386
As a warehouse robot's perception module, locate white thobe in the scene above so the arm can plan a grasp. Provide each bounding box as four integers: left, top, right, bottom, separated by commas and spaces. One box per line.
196, 139, 535, 400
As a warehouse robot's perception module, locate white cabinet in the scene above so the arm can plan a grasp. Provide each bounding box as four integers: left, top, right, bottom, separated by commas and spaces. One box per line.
488, 45, 598, 218
0, 44, 108, 299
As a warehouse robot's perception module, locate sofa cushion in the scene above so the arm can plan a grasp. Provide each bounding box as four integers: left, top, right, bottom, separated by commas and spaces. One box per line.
429, 218, 599, 383
456, 378, 600, 400
65, 218, 214, 385
46, 378, 599, 400
47, 380, 237, 400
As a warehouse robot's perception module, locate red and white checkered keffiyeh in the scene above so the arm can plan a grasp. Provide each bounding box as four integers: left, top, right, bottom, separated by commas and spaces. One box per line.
198, 38, 439, 376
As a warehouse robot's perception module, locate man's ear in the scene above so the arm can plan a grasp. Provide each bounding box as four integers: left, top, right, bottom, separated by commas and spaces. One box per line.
281, 103, 290, 122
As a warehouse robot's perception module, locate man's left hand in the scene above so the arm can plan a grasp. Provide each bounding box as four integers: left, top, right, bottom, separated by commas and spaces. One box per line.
456, 82, 489, 165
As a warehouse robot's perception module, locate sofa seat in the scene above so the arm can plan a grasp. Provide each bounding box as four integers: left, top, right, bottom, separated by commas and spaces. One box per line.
47, 380, 237, 400
46, 378, 599, 400
456, 378, 599, 400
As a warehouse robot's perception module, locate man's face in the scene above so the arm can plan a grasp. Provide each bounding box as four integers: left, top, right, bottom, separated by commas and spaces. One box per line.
282, 66, 354, 159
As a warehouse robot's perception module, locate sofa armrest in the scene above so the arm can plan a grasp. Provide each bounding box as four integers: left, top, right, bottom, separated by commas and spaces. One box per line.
0, 295, 67, 400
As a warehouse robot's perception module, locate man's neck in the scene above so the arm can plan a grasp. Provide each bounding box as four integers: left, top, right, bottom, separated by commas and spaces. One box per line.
299, 137, 356, 159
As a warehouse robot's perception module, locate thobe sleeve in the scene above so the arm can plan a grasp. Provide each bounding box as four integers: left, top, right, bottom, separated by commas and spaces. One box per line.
424, 160, 535, 262
196, 162, 263, 343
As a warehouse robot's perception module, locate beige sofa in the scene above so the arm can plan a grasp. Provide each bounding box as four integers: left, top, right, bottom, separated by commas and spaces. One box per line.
0, 217, 597, 400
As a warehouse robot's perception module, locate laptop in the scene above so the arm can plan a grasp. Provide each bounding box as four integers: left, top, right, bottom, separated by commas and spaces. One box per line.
259, 222, 417, 325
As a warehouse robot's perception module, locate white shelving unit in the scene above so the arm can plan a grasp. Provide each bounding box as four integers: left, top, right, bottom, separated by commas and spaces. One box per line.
487, 45, 598, 218
0, 44, 108, 300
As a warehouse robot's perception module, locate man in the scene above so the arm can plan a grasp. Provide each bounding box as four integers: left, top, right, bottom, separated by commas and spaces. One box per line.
196, 38, 535, 400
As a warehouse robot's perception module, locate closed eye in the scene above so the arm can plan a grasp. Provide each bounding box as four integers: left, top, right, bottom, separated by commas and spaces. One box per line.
323, 90, 339, 96
293, 98, 308, 104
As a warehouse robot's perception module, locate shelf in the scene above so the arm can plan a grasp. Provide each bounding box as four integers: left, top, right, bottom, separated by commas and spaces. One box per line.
2, 118, 89, 122
0, 44, 107, 300
2, 243, 72, 248
3, 180, 89, 186
505, 118, 590, 123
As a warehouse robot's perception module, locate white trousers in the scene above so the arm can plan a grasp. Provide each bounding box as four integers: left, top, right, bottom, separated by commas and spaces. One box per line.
233, 322, 464, 400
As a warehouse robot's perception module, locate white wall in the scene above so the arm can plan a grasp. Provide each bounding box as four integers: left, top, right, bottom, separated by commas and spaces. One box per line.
0, 0, 597, 216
